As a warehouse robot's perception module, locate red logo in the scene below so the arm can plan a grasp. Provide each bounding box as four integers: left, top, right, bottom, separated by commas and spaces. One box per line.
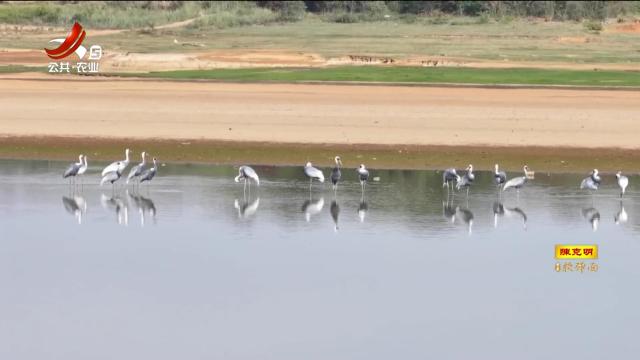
44, 22, 86, 60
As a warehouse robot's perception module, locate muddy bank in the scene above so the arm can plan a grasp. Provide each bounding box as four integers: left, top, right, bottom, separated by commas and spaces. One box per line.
1, 136, 639, 174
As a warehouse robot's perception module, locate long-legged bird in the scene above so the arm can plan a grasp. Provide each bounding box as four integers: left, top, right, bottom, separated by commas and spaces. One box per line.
456, 164, 475, 196
503, 165, 530, 195
304, 162, 325, 190
127, 151, 147, 184
357, 164, 369, 192
616, 171, 629, 198
330, 156, 342, 193
63, 154, 84, 184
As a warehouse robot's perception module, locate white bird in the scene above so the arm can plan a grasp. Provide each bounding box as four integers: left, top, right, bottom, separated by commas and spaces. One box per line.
63, 154, 84, 183
580, 169, 600, 192
139, 157, 158, 185
442, 168, 460, 193
100, 169, 122, 187
304, 162, 324, 189
102, 148, 131, 177
494, 163, 506, 188
357, 164, 369, 191
127, 151, 147, 184
456, 164, 475, 195
616, 171, 628, 198
330, 156, 342, 192
503, 165, 530, 194
235, 165, 260, 187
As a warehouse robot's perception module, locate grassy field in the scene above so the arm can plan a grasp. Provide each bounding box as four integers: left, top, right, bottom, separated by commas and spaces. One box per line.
119, 66, 640, 87
3, 17, 640, 65
0, 65, 37, 74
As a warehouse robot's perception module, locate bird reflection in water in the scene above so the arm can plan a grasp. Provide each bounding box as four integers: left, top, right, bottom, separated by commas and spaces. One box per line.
62, 195, 87, 224
234, 196, 260, 219
302, 197, 324, 222
330, 200, 340, 231
358, 193, 368, 223
493, 202, 527, 230
455, 206, 474, 235
581, 207, 600, 231
128, 190, 157, 226
101, 194, 129, 226
443, 199, 456, 223
615, 201, 628, 225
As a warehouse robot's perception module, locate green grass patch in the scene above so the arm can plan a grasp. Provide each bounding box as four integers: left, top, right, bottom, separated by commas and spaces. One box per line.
120, 66, 640, 87
0, 65, 43, 74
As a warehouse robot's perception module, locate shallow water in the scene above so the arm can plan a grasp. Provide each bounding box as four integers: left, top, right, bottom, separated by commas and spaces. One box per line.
1, 159, 639, 359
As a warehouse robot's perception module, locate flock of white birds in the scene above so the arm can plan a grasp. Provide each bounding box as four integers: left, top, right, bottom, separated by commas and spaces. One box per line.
63, 149, 630, 198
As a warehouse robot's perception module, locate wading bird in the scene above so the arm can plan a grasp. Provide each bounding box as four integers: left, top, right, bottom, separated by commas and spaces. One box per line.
63, 154, 84, 184
100, 169, 122, 191
304, 162, 324, 189
102, 148, 131, 177
127, 151, 147, 185
357, 164, 369, 192
330, 156, 342, 193
456, 164, 475, 196
235, 165, 260, 191
503, 165, 530, 195
616, 171, 629, 198
580, 169, 600, 193
139, 157, 158, 186
77, 155, 88, 186
494, 163, 506, 189
442, 168, 460, 192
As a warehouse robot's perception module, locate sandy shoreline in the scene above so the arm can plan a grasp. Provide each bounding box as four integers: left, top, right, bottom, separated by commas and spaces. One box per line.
1, 76, 639, 171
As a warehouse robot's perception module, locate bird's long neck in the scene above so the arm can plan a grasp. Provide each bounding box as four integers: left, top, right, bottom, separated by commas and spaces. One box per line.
125, 151, 130, 163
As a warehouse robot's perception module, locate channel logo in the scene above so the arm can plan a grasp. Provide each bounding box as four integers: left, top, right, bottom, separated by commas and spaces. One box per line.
44, 22, 102, 74
45, 22, 87, 60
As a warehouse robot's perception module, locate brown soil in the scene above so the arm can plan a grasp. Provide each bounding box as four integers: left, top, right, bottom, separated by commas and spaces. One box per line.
1, 74, 639, 171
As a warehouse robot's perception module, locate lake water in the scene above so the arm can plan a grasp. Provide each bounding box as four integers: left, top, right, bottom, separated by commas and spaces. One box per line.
1, 159, 639, 359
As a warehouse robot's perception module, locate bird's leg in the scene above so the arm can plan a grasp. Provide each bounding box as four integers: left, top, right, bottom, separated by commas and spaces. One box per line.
466, 187, 469, 197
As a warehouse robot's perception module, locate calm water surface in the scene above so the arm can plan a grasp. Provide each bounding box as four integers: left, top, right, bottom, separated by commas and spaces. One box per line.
1, 159, 640, 359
